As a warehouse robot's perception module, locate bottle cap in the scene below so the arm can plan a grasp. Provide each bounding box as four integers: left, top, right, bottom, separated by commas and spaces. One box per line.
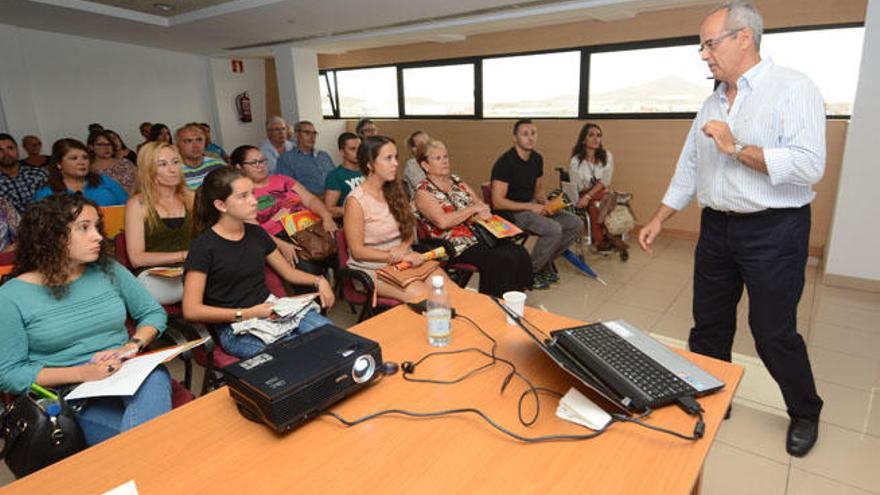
46, 403, 61, 416
431, 275, 444, 288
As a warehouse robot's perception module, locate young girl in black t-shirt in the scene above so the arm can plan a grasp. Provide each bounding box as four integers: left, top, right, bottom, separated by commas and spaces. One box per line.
182, 167, 335, 358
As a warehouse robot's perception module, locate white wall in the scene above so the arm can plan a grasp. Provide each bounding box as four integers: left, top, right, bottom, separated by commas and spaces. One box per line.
0, 24, 215, 153
209, 57, 266, 153
824, 0, 880, 284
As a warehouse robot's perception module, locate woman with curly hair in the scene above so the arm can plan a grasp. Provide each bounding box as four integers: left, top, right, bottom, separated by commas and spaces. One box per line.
343, 136, 445, 302
0, 194, 171, 446
34, 138, 128, 206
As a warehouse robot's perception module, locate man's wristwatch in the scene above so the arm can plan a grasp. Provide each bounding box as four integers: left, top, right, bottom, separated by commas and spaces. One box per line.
234, 309, 243, 322
732, 141, 745, 160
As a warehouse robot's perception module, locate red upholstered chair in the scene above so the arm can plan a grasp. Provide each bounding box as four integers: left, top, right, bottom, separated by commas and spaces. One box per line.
334, 229, 401, 322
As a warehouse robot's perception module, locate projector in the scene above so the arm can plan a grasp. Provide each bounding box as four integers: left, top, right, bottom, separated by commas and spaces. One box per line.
222, 324, 382, 433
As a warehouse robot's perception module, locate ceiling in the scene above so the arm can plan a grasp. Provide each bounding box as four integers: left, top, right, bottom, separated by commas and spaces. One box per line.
2, 0, 716, 57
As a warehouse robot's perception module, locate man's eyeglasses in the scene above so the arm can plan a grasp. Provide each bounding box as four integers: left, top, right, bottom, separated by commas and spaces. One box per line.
242, 158, 268, 167
298, 130, 318, 136
698, 28, 743, 54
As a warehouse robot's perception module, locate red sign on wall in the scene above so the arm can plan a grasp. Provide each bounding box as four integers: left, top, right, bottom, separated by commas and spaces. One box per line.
231, 59, 245, 73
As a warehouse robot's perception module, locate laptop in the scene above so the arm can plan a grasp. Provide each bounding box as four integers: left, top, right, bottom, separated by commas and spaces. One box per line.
492, 298, 724, 414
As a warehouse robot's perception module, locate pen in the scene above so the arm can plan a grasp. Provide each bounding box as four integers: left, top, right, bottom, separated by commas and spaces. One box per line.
31, 383, 59, 401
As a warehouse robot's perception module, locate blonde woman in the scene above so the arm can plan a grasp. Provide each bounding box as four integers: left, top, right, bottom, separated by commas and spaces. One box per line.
123, 142, 194, 304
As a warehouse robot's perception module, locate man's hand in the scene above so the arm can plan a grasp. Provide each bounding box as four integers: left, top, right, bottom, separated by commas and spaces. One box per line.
702, 120, 736, 156
638, 218, 663, 254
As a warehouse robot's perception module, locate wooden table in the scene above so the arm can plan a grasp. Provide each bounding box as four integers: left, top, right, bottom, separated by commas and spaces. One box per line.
3, 289, 742, 494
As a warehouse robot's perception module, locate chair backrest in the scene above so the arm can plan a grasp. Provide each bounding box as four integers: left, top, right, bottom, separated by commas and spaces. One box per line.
114, 232, 134, 270
335, 228, 350, 267
264, 266, 286, 298
481, 182, 493, 209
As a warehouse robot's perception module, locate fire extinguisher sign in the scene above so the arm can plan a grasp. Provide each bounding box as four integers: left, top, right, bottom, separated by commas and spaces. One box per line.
231, 60, 244, 73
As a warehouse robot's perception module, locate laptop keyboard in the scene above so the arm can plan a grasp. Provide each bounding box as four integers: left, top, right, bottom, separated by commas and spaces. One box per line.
556, 323, 694, 408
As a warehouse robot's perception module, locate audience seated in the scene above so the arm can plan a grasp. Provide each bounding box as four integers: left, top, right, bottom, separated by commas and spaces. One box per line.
569, 123, 616, 252
198, 123, 228, 163
0, 133, 48, 213
35, 138, 128, 206
124, 142, 193, 304
88, 130, 137, 194
148, 123, 173, 145
343, 136, 446, 302
490, 119, 582, 290
106, 129, 138, 164
136, 121, 152, 152
355, 118, 378, 139
20, 135, 50, 169
182, 167, 335, 359
276, 120, 335, 196
260, 116, 295, 174
87, 123, 104, 135
0, 194, 171, 446
413, 139, 532, 296
175, 124, 226, 191
323, 132, 364, 219
403, 130, 429, 198
0, 197, 19, 252
230, 145, 336, 277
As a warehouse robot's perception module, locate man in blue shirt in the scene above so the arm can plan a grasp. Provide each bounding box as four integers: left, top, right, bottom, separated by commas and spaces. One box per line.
638, 1, 824, 457
0, 133, 47, 213
276, 121, 335, 196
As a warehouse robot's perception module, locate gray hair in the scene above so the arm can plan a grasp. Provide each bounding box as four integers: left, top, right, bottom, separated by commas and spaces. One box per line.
712, 1, 763, 49
265, 116, 286, 130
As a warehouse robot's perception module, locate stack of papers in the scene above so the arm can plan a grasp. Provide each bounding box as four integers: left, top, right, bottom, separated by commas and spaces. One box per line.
556, 387, 612, 430
231, 293, 320, 344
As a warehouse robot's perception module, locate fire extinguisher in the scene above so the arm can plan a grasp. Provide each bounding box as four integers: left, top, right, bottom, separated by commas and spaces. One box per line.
235, 91, 252, 123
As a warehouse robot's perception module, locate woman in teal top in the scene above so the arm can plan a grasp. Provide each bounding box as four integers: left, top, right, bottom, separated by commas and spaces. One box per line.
33, 138, 128, 206
0, 194, 171, 446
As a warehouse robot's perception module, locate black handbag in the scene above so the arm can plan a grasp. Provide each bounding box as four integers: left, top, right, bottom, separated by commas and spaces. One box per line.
469, 222, 498, 248
0, 390, 85, 478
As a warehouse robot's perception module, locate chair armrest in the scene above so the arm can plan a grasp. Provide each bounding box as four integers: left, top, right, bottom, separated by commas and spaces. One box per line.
337, 267, 377, 301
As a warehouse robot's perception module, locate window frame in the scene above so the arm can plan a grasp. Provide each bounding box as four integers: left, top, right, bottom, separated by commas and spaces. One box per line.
318, 21, 862, 121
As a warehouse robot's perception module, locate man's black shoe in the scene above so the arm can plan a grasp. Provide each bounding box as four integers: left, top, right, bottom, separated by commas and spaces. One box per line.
786, 418, 819, 457
724, 405, 731, 420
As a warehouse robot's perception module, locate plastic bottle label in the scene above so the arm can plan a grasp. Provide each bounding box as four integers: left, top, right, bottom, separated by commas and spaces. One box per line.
427, 311, 451, 338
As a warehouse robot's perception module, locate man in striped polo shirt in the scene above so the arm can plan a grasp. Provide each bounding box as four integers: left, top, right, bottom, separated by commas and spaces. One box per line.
638, 1, 824, 457
176, 123, 226, 190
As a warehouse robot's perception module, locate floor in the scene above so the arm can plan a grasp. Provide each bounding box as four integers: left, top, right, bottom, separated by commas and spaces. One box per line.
3, 236, 879, 493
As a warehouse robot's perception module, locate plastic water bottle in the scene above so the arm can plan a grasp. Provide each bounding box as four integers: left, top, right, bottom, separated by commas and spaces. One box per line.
426, 275, 451, 347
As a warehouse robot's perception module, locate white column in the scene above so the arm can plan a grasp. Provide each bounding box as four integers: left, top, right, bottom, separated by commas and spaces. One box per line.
272, 45, 345, 161
824, 0, 880, 287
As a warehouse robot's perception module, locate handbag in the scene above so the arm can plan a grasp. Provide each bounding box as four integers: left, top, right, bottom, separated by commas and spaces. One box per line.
292, 223, 337, 260
0, 390, 85, 478
469, 222, 498, 248
604, 204, 636, 236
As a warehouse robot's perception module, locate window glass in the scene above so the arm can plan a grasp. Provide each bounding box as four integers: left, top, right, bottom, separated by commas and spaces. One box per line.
337, 66, 399, 118
403, 64, 475, 116
483, 51, 580, 117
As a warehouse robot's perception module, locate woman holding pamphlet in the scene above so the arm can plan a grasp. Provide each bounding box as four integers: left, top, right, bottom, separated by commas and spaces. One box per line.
123, 142, 194, 304
0, 194, 171, 446
343, 136, 448, 303
413, 139, 532, 296
182, 167, 334, 359
230, 145, 336, 277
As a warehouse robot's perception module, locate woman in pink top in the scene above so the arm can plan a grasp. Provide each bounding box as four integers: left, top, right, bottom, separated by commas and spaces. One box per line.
231, 145, 336, 277
343, 136, 445, 302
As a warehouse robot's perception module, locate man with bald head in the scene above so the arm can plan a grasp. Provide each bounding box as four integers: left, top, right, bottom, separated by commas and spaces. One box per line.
260, 116, 295, 174
638, 1, 825, 457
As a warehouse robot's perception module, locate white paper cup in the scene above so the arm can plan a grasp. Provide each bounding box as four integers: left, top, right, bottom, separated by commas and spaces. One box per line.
502, 291, 527, 325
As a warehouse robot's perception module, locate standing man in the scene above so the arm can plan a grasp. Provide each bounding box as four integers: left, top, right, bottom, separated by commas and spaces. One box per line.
323, 132, 364, 218
276, 121, 335, 196
0, 133, 48, 213
638, 1, 824, 457
175, 124, 226, 190
260, 116, 295, 174
491, 119, 582, 290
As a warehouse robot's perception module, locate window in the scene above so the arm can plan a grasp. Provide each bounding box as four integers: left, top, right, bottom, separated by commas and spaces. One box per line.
482, 51, 580, 117
336, 66, 399, 118
761, 27, 864, 115
320, 71, 337, 118
402, 63, 475, 116
589, 44, 713, 114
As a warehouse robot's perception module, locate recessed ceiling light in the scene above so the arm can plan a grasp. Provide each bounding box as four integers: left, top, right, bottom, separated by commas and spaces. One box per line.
153, 3, 175, 13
